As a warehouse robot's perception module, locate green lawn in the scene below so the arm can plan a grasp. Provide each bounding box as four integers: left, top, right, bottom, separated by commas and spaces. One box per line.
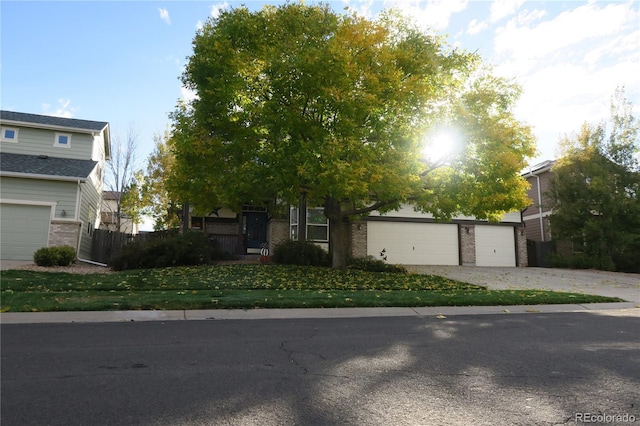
0, 264, 622, 312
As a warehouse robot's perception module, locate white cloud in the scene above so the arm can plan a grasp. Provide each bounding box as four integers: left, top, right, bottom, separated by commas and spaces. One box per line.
196, 20, 204, 31
181, 86, 198, 103
343, 0, 375, 18
489, 0, 525, 23
384, 0, 468, 31
42, 99, 74, 118
467, 18, 488, 35
159, 8, 171, 25
494, 2, 636, 62
211, 2, 229, 19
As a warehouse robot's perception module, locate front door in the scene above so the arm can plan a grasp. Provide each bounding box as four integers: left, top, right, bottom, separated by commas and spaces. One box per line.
244, 212, 268, 253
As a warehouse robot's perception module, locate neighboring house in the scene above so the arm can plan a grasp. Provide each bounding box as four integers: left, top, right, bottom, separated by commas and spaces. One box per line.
189, 203, 528, 267
0, 111, 111, 261
522, 160, 556, 242
100, 191, 138, 234
522, 160, 558, 266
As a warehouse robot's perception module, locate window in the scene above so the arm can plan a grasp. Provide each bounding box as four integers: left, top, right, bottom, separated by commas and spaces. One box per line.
54, 133, 71, 148
306, 208, 329, 242
1, 127, 18, 142
290, 206, 299, 240
290, 206, 329, 242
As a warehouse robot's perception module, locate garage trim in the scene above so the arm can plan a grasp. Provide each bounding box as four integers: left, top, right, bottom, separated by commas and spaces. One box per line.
0, 198, 56, 219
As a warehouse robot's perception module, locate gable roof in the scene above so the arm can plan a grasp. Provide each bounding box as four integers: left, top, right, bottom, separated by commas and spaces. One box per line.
0, 110, 111, 160
0, 110, 108, 133
523, 160, 556, 176
0, 152, 98, 182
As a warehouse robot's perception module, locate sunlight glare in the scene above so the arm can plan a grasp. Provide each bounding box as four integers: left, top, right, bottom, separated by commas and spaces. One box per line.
422, 128, 460, 163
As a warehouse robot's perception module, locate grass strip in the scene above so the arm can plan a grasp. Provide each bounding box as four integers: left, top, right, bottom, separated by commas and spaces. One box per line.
0, 265, 622, 312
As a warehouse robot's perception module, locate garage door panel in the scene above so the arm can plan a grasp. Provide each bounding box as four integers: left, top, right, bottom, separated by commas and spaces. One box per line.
475, 226, 516, 267
367, 222, 459, 265
1, 204, 51, 260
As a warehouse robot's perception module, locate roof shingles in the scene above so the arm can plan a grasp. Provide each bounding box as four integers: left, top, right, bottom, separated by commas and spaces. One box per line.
0, 152, 97, 179
0, 110, 108, 132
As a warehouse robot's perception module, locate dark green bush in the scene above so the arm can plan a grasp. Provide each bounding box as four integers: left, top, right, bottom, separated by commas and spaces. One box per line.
273, 240, 330, 266
109, 232, 234, 271
348, 256, 407, 273
548, 253, 615, 271
55, 245, 77, 266
33, 245, 76, 267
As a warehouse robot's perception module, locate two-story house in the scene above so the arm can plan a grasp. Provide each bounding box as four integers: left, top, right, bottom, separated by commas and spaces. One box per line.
0, 111, 111, 261
522, 160, 556, 266
100, 191, 139, 234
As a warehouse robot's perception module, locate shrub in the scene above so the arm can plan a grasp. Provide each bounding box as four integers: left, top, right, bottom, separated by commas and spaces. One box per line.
55, 245, 77, 266
272, 240, 330, 267
33, 245, 76, 267
109, 232, 234, 271
548, 253, 615, 271
348, 256, 407, 273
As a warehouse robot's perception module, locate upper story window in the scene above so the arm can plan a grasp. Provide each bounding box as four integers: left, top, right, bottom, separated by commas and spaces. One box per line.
1, 127, 19, 143
54, 133, 71, 148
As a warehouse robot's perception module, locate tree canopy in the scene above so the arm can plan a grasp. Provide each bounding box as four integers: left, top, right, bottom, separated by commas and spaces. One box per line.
549, 87, 640, 272
169, 3, 536, 268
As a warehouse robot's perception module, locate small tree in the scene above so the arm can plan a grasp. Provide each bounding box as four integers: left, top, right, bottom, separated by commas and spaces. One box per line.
133, 131, 182, 230
550, 87, 640, 272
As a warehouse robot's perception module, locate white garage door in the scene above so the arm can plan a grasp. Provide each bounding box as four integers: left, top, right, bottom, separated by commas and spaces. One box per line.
475, 225, 516, 267
367, 222, 459, 265
0, 203, 51, 260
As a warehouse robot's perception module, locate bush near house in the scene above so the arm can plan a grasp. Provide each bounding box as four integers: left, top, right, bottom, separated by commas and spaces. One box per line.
273, 240, 331, 267
109, 231, 234, 271
347, 256, 407, 274
33, 245, 76, 267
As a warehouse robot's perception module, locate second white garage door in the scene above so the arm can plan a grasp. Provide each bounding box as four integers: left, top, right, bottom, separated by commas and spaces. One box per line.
475, 225, 516, 267
367, 222, 459, 265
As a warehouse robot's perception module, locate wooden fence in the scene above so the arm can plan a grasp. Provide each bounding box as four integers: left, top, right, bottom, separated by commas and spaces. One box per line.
91, 229, 177, 264
91, 229, 244, 264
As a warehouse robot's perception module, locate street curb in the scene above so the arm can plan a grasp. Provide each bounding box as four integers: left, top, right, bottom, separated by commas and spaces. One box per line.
1, 303, 638, 324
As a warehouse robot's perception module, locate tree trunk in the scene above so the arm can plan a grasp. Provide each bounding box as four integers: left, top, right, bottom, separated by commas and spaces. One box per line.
329, 217, 350, 270
325, 196, 351, 270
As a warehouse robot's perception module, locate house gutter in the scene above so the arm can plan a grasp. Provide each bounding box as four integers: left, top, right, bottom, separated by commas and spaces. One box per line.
528, 168, 545, 242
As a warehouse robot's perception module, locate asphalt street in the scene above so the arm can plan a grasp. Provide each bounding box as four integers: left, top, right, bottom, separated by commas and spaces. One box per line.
2, 311, 639, 425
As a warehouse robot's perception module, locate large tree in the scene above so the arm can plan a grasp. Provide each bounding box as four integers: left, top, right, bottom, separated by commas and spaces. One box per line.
170, 3, 535, 269
549, 87, 640, 272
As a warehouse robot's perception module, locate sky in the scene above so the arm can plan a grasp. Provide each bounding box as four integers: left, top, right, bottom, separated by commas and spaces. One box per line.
2, 0, 639, 227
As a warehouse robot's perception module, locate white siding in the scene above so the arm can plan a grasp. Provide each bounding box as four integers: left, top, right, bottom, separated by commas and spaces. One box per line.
369, 204, 521, 223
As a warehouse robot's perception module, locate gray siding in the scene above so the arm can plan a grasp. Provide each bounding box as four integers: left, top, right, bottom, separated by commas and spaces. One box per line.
0, 176, 78, 219
0, 126, 93, 160
77, 169, 103, 259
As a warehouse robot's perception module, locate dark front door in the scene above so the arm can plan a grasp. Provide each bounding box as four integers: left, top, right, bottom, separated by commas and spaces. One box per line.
244, 212, 268, 251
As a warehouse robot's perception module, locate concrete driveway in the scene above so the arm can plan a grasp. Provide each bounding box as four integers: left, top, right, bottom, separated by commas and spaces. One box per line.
408, 266, 640, 303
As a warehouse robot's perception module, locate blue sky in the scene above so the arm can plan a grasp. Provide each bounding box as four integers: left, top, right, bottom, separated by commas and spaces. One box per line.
2, 0, 639, 169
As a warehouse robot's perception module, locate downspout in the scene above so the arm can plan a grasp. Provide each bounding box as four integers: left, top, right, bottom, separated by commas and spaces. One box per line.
75, 179, 83, 255
528, 168, 545, 242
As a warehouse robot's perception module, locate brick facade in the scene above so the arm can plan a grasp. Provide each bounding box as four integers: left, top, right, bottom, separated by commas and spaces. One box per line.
267, 218, 289, 255
459, 224, 476, 266
350, 221, 367, 258
516, 225, 528, 267
48, 220, 82, 251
